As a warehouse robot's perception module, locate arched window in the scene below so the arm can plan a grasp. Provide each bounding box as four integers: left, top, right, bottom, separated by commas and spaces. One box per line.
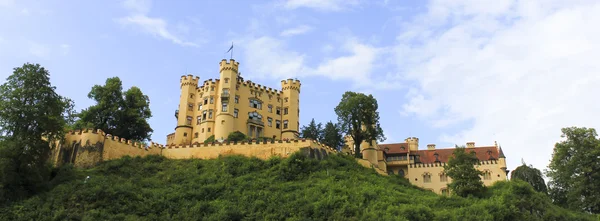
423, 172, 432, 183
439, 173, 448, 182
483, 170, 492, 180
397, 169, 405, 178
441, 188, 449, 196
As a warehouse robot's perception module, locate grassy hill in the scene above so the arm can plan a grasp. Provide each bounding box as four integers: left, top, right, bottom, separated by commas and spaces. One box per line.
0, 153, 596, 221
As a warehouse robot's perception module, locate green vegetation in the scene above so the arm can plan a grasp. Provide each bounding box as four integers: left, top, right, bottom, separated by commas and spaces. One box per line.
227, 131, 248, 142
335, 91, 385, 158
300, 119, 344, 150
72, 77, 153, 142
511, 160, 548, 194
300, 118, 323, 141
547, 127, 600, 213
203, 135, 215, 144
0, 63, 75, 204
0, 153, 595, 220
444, 146, 485, 197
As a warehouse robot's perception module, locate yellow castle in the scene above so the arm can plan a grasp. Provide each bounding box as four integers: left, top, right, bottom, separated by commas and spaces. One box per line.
345, 138, 509, 195
166, 59, 301, 145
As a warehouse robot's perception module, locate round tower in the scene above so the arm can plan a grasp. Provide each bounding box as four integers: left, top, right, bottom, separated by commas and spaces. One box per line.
281, 79, 301, 140
174, 74, 200, 145
214, 59, 239, 141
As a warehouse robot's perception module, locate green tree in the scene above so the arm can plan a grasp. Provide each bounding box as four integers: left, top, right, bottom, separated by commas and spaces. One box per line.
511, 160, 548, 194
334, 91, 385, 158
321, 121, 344, 151
76, 77, 152, 141
546, 127, 600, 213
443, 145, 485, 197
0, 63, 74, 204
227, 131, 248, 142
300, 118, 323, 141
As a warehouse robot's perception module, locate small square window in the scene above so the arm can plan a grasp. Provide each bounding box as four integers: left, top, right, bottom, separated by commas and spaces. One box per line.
234, 109, 239, 118
208, 128, 211, 132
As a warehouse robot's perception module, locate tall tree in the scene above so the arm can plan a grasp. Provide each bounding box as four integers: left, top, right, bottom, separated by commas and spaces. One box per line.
0, 63, 74, 204
76, 77, 153, 141
300, 118, 323, 141
546, 127, 600, 213
334, 91, 385, 158
511, 160, 548, 194
321, 121, 344, 151
443, 145, 485, 197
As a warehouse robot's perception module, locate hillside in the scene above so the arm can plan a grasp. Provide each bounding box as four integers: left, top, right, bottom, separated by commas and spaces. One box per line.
0, 153, 595, 221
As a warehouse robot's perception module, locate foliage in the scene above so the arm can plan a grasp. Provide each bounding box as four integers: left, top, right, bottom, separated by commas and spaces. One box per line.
444, 146, 485, 198
300, 118, 323, 141
511, 161, 548, 194
227, 131, 248, 142
547, 127, 600, 213
335, 91, 385, 158
203, 135, 215, 144
0, 63, 74, 205
322, 121, 344, 151
75, 77, 153, 141
0, 154, 595, 220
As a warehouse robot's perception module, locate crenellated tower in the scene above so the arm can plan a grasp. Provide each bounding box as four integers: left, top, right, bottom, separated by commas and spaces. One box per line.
214, 59, 239, 140
173, 74, 200, 145
405, 137, 419, 151
281, 79, 301, 139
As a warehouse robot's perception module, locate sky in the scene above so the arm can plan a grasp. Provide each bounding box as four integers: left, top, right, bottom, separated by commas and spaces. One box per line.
1, 0, 599, 174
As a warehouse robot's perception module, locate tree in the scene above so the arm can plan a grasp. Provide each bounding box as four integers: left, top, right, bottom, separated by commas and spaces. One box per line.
443, 145, 485, 197
76, 77, 152, 141
546, 127, 600, 213
321, 121, 344, 151
227, 131, 248, 142
334, 91, 385, 158
511, 160, 548, 194
0, 63, 74, 204
300, 118, 323, 141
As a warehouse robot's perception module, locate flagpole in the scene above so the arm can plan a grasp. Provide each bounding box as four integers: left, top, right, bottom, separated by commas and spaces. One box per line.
230, 42, 233, 60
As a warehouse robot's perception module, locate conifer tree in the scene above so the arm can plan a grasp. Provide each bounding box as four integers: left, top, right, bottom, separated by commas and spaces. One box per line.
321, 121, 344, 151
300, 118, 323, 141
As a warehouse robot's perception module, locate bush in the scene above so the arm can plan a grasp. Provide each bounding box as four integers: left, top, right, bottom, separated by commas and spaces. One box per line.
226, 131, 247, 142
203, 135, 215, 144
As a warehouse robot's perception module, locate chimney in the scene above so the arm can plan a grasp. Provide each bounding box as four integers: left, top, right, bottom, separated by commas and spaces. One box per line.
466, 142, 475, 148
427, 144, 436, 150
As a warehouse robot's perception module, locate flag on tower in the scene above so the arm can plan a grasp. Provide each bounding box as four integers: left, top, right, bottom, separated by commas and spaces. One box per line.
226, 42, 233, 53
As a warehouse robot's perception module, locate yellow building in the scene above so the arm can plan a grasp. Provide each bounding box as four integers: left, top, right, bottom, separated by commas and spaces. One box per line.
167, 59, 301, 145
347, 137, 509, 195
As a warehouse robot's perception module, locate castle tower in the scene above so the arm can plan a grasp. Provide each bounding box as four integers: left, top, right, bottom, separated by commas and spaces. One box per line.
174, 74, 200, 145
214, 59, 239, 141
281, 79, 301, 139
405, 137, 419, 151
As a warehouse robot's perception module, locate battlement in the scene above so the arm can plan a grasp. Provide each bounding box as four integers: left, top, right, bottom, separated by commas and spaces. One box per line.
281, 79, 301, 92
408, 159, 498, 168
181, 74, 200, 87
67, 128, 163, 150
219, 59, 239, 73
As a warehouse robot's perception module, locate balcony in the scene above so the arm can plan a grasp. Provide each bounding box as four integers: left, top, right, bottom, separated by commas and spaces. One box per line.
247, 118, 264, 126
221, 93, 230, 101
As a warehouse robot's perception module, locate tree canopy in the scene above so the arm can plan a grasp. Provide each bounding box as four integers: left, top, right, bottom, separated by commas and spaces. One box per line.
511, 160, 547, 194
547, 127, 600, 213
334, 91, 385, 158
75, 77, 152, 141
300, 118, 323, 142
443, 145, 485, 197
321, 121, 344, 151
227, 131, 248, 142
0, 63, 74, 204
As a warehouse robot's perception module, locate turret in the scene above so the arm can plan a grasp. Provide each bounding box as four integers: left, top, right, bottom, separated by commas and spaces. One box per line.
173, 74, 200, 145
497, 143, 508, 178
405, 137, 419, 151
280, 79, 301, 139
214, 59, 239, 140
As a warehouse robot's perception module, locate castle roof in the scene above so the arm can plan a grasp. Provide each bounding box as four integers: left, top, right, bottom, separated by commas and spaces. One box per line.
413, 146, 499, 164
378, 143, 409, 154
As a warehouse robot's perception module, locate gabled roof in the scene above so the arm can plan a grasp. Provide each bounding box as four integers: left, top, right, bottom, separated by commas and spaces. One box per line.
414, 146, 499, 164
378, 143, 409, 154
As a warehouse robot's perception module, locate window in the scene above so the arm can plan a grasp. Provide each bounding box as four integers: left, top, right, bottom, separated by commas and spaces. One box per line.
423, 173, 432, 183
268, 105, 273, 113
187, 103, 193, 111
210, 96, 214, 104
249, 99, 262, 109
211, 86, 214, 91
441, 189, 449, 196
268, 94, 273, 100
198, 103, 202, 111
284, 108, 288, 115
268, 117, 273, 127
186, 116, 192, 125
236, 84, 240, 90
277, 97, 281, 102
234, 95, 239, 103
248, 112, 262, 121
196, 116, 201, 125
276, 107, 281, 115
276, 120, 281, 129
233, 109, 238, 118
284, 97, 288, 103
483, 170, 491, 180
208, 128, 211, 132
204, 98, 208, 105
222, 88, 229, 95
222, 103, 228, 112
224, 78, 229, 83
208, 110, 213, 119
190, 94, 194, 98
202, 128, 204, 133
440, 173, 448, 182
194, 132, 198, 138
202, 111, 207, 120
184, 132, 187, 137
283, 120, 288, 129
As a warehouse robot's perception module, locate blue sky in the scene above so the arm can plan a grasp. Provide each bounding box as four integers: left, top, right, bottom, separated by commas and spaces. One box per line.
1, 0, 599, 173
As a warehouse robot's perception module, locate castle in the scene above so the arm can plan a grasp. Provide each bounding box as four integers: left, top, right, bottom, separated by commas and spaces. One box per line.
50, 58, 508, 195
344, 138, 509, 195
167, 59, 300, 145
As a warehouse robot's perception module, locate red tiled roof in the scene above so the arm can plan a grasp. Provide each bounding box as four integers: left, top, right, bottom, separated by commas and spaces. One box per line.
379, 143, 409, 154
414, 146, 499, 164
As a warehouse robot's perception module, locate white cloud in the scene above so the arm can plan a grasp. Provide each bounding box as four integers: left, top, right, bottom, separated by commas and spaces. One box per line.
280, 25, 313, 37
282, 0, 361, 11
117, 0, 199, 47
395, 0, 600, 171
